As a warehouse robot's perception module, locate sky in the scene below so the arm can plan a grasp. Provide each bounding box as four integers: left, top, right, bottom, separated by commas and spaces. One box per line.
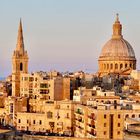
0, 0, 140, 77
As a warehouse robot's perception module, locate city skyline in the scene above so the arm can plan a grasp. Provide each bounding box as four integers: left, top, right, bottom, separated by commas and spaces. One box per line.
1, 0, 140, 76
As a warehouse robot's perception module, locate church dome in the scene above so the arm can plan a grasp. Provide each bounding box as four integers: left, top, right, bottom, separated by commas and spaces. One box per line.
99, 38, 136, 61
98, 14, 136, 76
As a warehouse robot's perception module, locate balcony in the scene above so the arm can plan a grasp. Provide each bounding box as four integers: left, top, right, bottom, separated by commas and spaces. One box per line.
88, 113, 96, 120
75, 109, 84, 115
75, 111, 83, 115
88, 118, 96, 126
87, 129, 96, 136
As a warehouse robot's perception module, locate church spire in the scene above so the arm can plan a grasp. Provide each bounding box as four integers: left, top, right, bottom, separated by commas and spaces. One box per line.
16, 19, 24, 54
112, 13, 123, 39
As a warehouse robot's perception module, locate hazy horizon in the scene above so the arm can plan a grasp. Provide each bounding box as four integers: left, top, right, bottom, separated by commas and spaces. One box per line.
1, 0, 140, 77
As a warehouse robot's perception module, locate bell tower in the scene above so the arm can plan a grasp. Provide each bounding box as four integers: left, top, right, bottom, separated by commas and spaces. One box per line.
12, 19, 28, 97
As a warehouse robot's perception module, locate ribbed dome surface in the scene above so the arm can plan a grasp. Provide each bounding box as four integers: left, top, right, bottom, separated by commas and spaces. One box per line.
99, 38, 136, 60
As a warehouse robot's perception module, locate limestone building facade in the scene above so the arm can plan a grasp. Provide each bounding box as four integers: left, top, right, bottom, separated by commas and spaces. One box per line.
20, 72, 70, 100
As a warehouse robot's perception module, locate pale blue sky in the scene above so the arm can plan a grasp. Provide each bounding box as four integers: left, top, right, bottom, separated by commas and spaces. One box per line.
0, 0, 140, 76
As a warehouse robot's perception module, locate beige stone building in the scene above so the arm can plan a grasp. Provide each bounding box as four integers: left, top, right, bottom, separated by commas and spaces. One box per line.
20, 72, 70, 100
73, 90, 140, 139
16, 100, 74, 136
98, 14, 136, 76
74, 103, 124, 139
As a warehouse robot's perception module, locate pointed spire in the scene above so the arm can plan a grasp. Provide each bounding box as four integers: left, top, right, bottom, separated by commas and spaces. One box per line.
112, 13, 123, 39
16, 18, 24, 54
116, 13, 119, 22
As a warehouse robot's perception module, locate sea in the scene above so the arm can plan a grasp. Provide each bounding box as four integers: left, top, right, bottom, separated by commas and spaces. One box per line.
0, 77, 5, 81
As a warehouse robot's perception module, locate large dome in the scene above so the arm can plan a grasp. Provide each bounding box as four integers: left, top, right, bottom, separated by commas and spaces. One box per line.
99, 38, 136, 61
98, 14, 136, 76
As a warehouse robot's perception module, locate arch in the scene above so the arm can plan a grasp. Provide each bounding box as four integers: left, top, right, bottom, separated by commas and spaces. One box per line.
115, 63, 118, 69
107, 64, 109, 70
110, 63, 113, 70
132, 114, 135, 118
120, 64, 123, 69
125, 63, 127, 68
20, 63, 23, 71
125, 114, 129, 119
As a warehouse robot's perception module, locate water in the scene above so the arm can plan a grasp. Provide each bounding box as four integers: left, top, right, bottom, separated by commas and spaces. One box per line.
0, 77, 5, 81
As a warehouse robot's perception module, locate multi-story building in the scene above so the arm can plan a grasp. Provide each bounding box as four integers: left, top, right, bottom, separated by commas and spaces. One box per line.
75, 103, 123, 139
16, 100, 74, 136
20, 72, 70, 100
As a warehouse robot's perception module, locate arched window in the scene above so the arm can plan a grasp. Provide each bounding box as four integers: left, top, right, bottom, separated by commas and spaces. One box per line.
110, 64, 113, 69
107, 64, 109, 70
130, 63, 132, 68
132, 114, 135, 118
125, 63, 127, 68
120, 64, 123, 69
20, 63, 23, 71
125, 114, 129, 119
115, 63, 118, 69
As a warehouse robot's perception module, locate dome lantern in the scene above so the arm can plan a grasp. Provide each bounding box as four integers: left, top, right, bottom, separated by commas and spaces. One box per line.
112, 13, 123, 39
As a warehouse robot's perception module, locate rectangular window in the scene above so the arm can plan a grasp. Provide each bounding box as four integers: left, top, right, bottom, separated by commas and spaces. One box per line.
33, 120, 35, 124
104, 123, 106, 127
118, 123, 120, 127
118, 114, 121, 119
18, 119, 21, 123
29, 77, 34, 82
104, 114, 106, 119
117, 131, 120, 135
109, 114, 114, 139
40, 83, 48, 88
104, 131, 106, 135
39, 120, 42, 125
47, 112, 53, 118
66, 113, 69, 118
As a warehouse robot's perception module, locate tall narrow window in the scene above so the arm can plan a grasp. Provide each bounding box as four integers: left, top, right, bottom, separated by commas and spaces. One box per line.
125, 63, 127, 68
115, 63, 118, 69
20, 63, 23, 71
120, 64, 123, 69
110, 64, 113, 69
